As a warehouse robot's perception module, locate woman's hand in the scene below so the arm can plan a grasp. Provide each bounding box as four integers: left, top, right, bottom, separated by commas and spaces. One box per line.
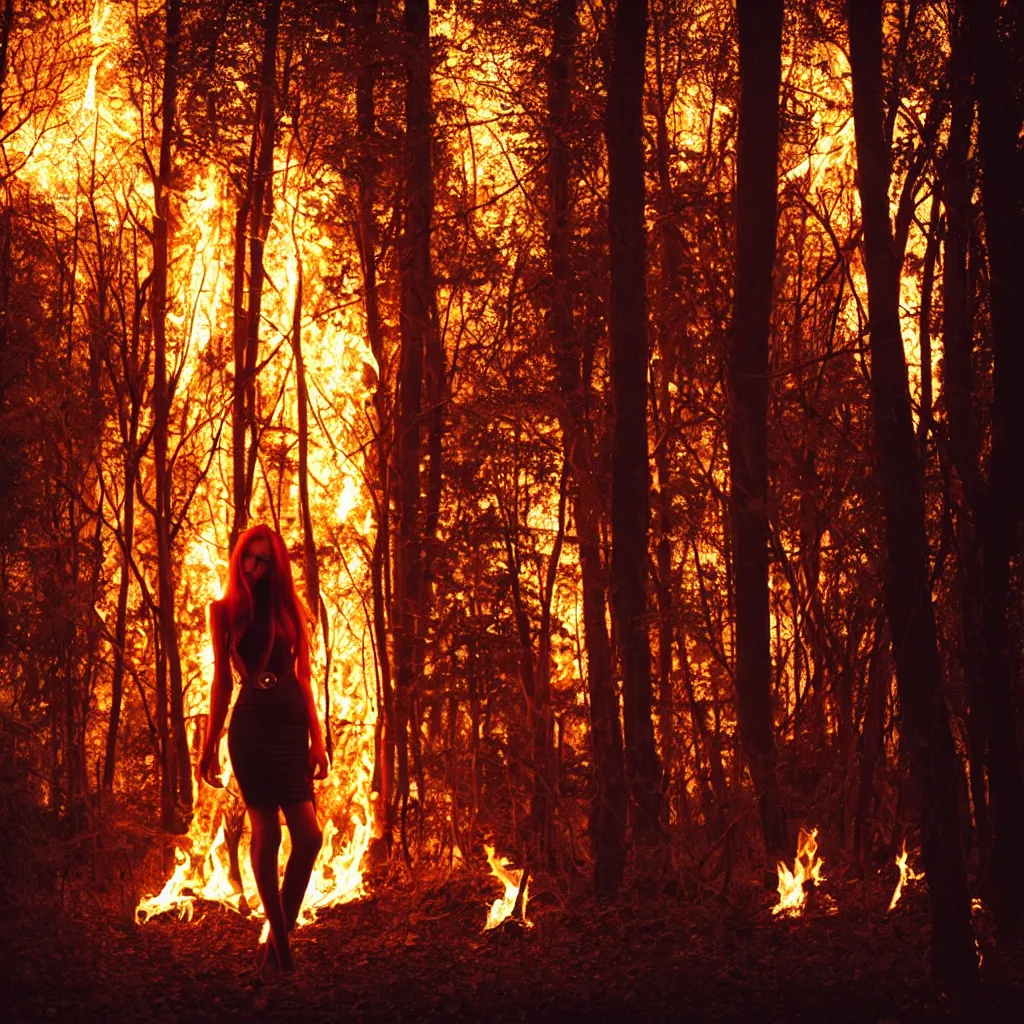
308, 737, 330, 781
199, 739, 224, 788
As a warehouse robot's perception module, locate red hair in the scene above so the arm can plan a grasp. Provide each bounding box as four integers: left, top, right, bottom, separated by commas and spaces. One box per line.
223, 524, 310, 668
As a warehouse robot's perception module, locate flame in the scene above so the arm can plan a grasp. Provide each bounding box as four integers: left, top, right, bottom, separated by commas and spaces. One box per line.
199, 820, 234, 905
772, 827, 824, 917
135, 847, 196, 924
0, 1, 378, 931
483, 844, 531, 930
887, 839, 924, 912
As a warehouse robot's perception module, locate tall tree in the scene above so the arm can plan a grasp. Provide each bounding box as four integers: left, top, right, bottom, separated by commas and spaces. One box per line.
548, 0, 627, 894
230, 0, 283, 552
940, 2, 990, 891
151, 0, 192, 828
353, 0, 395, 860
966, 0, 1024, 942
290, 262, 332, 762
724, 0, 787, 866
606, 0, 662, 845
393, 0, 434, 855
848, 0, 977, 986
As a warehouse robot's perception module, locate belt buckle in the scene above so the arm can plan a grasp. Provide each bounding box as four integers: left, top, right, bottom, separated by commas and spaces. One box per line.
255, 671, 278, 690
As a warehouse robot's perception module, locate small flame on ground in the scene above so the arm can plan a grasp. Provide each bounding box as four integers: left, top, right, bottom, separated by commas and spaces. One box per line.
772, 827, 824, 918
887, 839, 924, 912
135, 848, 196, 924
483, 844, 531, 930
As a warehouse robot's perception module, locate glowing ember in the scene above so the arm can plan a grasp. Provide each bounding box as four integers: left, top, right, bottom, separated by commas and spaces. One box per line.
483, 844, 531, 930
887, 839, 924, 912
772, 827, 824, 917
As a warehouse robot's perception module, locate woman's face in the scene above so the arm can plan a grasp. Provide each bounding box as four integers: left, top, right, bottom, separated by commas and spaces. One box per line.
241, 537, 273, 586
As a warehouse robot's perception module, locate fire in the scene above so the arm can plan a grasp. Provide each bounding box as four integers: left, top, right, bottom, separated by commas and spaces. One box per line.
135, 847, 196, 925
772, 827, 824, 917
483, 844, 531, 930
4, 2, 379, 932
888, 839, 924, 912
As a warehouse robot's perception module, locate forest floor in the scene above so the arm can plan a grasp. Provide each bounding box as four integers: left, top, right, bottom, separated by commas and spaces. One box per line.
4, 851, 1024, 1023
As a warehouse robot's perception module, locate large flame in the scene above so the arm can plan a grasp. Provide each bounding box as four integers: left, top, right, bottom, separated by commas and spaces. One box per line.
483, 844, 531, 930
5, 2, 377, 930
772, 827, 824, 918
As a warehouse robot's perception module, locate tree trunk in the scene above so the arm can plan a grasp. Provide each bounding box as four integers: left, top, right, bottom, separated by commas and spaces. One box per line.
102, 433, 138, 790
151, 0, 191, 827
548, 0, 626, 895
606, 0, 662, 846
849, 0, 977, 986
725, 0, 787, 865
966, 0, 1024, 943
533, 457, 568, 866
290, 263, 332, 761
853, 618, 887, 864
153, 616, 175, 831
230, 0, 282, 552
243, 0, 282, 512
650, 7, 686, 820
940, 8, 990, 882
394, 0, 434, 857
354, 0, 395, 859
230, 201, 249, 552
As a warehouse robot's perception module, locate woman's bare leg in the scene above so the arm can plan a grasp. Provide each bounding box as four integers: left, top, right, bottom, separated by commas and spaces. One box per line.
248, 805, 293, 971
280, 800, 324, 932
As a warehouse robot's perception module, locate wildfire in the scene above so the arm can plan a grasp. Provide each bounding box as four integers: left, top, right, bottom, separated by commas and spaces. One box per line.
887, 840, 924, 912
483, 844, 531, 930
3, 0, 379, 933
772, 827, 825, 918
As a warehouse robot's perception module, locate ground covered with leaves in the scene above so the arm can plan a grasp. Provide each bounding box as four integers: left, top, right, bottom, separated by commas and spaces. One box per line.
4, 853, 1024, 1022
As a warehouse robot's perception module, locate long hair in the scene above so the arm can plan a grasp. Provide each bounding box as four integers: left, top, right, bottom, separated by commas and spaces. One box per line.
222, 524, 309, 665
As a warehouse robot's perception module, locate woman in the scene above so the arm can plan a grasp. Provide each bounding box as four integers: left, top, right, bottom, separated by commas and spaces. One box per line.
199, 524, 330, 974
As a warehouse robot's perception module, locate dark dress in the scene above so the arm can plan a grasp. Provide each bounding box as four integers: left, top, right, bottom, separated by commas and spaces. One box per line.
227, 586, 314, 808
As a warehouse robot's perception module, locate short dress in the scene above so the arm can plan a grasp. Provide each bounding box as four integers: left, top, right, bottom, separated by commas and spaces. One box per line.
227, 591, 314, 808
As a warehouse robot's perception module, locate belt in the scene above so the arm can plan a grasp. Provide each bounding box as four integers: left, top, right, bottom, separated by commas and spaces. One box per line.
252, 671, 296, 690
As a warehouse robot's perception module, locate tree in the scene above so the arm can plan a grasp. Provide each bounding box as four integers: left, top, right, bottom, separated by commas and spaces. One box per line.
848, 0, 977, 986
353, 0, 396, 862
548, 0, 627, 893
230, 0, 283, 551
724, 0, 787, 867
606, 0, 662, 846
393, 0, 435, 857
151, 0, 192, 829
966, 0, 1024, 943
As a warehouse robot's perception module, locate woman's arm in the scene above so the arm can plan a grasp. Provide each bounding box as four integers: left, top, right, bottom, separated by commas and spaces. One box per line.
200, 601, 232, 786
295, 625, 329, 779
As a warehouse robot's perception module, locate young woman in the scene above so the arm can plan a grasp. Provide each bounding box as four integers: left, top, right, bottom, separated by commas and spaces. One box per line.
199, 524, 330, 973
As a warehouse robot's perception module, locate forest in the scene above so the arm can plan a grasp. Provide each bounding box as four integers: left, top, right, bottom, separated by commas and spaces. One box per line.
3, 0, 1024, 1019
